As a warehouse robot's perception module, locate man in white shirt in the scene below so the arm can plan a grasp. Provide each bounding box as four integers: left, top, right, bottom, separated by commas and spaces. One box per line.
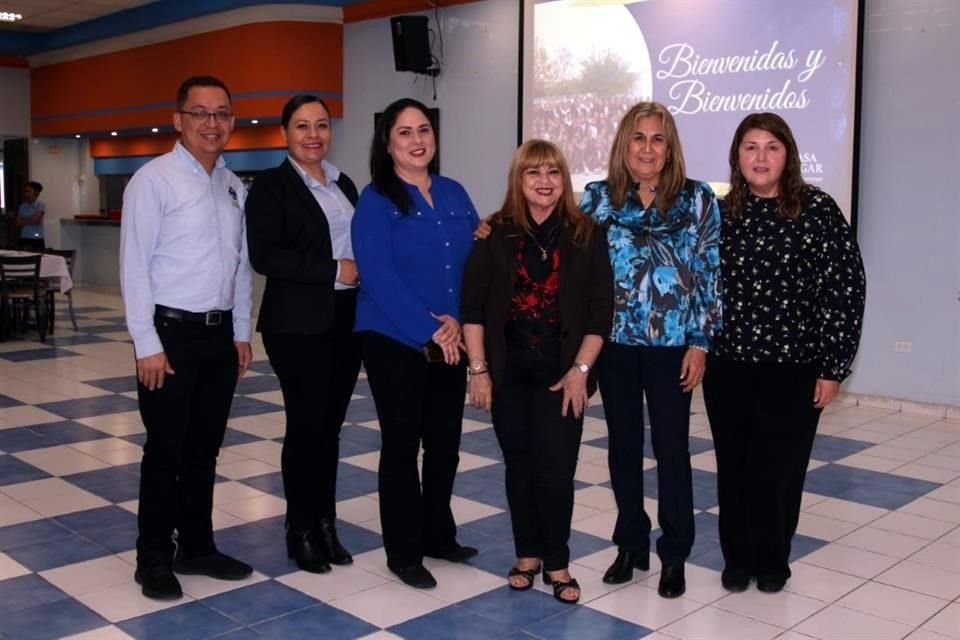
120, 76, 254, 600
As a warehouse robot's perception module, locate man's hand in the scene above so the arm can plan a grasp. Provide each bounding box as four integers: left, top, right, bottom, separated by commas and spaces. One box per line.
338, 258, 359, 286
137, 352, 175, 390
235, 341, 252, 378
679, 348, 706, 393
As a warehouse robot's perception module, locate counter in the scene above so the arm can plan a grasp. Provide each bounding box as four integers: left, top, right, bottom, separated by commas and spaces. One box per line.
60, 219, 120, 287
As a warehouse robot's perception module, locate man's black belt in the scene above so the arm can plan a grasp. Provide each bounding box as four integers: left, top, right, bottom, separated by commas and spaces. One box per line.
155, 305, 232, 326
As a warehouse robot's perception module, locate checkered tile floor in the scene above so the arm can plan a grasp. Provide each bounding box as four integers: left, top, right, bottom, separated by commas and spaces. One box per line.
1, 289, 959, 640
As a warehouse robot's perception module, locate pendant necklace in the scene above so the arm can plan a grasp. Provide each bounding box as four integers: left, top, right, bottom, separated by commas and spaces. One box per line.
524, 223, 560, 261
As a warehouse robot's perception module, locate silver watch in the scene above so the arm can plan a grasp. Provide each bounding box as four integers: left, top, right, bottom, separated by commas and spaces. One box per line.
573, 361, 590, 374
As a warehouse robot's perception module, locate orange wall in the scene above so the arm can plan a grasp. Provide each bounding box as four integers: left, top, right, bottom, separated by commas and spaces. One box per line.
31, 21, 343, 137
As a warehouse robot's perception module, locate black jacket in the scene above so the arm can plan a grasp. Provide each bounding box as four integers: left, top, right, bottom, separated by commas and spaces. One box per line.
460, 218, 614, 395
245, 159, 359, 334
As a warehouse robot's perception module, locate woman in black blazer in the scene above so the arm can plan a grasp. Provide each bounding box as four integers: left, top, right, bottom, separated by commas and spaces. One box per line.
245, 95, 361, 574
460, 140, 613, 604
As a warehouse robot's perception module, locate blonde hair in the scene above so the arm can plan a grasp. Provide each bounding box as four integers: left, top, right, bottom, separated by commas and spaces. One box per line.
607, 101, 687, 212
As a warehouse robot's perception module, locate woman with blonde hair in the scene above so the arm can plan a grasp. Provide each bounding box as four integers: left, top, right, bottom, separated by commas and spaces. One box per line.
461, 140, 613, 604
581, 101, 721, 598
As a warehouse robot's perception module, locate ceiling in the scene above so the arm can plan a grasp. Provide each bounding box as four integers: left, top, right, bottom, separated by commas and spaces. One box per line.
0, 0, 153, 32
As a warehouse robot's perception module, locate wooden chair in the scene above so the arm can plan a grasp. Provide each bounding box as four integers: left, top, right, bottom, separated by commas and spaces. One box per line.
0, 254, 47, 341
44, 248, 79, 332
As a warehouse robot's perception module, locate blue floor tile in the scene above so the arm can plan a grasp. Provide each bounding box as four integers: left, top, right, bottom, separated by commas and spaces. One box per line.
459, 587, 572, 629
118, 601, 242, 640
221, 428, 263, 447
0, 348, 80, 362
688, 544, 726, 571
202, 581, 319, 625
37, 395, 140, 419
0, 393, 23, 409
568, 530, 612, 560
78, 478, 142, 503
247, 361, 275, 375
0, 574, 68, 615
240, 471, 285, 497
235, 375, 283, 395
0, 598, 108, 640
64, 466, 139, 491
81, 323, 130, 334
339, 437, 380, 457
43, 334, 114, 347
0, 520, 72, 551
804, 464, 939, 508
5, 532, 110, 571
811, 434, 874, 462
85, 376, 139, 393
0, 428, 49, 453
453, 475, 511, 510
0, 456, 51, 485
334, 521, 383, 555
340, 425, 381, 448
455, 525, 514, 555
335, 462, 379, 501
229, 397, 285, 419
789, 533, 829, 561
251, 602, 377, 640
524, 607, 652, 640
93, 522, 138, 553
467, 541, 523, 577
26, 420, 110, 446
122, 433, 148, 447
54, 506, 137, 534
390, 604, 514, 639
462, 512, 514, 541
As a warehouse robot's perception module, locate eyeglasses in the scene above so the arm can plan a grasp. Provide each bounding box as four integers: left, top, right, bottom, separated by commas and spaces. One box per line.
178, 110, 234, 123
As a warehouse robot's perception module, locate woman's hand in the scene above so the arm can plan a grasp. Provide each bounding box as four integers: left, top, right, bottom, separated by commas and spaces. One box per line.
469, 372, 493, 411
549, 367, 589, 418
473, 218, 492, 240
813, 379, 840, 408
431, 313, 462, 365
679, 347, 706, 392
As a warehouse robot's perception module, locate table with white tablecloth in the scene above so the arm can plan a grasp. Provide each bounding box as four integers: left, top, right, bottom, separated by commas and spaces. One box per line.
0, 249, 74, 292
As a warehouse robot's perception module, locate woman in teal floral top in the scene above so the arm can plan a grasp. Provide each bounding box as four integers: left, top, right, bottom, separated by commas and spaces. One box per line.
580, 101, 721, 599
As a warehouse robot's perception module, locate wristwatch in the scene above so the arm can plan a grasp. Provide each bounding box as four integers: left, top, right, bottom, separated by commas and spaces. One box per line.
573, 361, 590, 374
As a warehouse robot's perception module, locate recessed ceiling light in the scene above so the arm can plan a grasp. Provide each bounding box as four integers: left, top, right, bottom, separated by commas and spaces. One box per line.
0, 12, 23, 22
74, 134, 81, 139
110, 131, 118, 136
151, 127, 159, 133
251, 119, 259, 124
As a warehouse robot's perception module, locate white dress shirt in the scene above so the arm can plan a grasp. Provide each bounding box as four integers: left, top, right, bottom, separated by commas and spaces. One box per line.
287, 156, 356, 290
119, 141, 253, 358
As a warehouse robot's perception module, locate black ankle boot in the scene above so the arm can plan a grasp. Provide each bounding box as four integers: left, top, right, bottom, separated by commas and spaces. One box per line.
316, 518, 353, 565
658, 563, 686, 598
286, 530, 331, 574
602, 550, 650, 584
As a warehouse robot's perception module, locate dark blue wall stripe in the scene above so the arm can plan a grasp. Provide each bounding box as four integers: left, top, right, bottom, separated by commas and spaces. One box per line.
94, 148, 287, 175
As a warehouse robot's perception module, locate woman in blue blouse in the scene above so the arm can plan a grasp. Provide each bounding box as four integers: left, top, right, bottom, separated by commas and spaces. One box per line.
352, 98, 479, 589
581, 101, 721, 598
17, 181, 46, 252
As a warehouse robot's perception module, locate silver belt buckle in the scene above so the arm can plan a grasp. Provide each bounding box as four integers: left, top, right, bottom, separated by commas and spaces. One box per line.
204, 310, 222, 326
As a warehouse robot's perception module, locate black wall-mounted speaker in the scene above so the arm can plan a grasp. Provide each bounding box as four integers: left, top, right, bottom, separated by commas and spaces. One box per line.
390, 15, 431, 74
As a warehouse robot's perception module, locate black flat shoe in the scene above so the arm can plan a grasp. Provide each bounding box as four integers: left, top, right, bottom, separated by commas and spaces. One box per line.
756, 574, 786, 593
507, 563, 541, 591
542, 568, 580, 605
286, 530, 332, 574
424, 543, 479, 563
658, 563, 686, 598
316, 518, 353, 565
390, 563, 437, 589
135, 565, 183, 600
602, 550, 650, 584
721, 568, 750, 593
173, 549, 253, 580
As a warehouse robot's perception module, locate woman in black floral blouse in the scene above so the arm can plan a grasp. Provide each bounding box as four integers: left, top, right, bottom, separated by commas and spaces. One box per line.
703, 113, 866, 594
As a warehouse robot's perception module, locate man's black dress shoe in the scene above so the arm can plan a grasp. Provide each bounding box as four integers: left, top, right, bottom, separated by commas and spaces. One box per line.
135, 565, 183, 600
721, 568, 750, 593
756, 574, 786, 593
424, 543, 478, 563
658, 563, 686, 598
173, 549, 253, 580
602, 550, 650, 584
390, 563, 437, 589
316, 518, 353, 565
286, 530, 332, 574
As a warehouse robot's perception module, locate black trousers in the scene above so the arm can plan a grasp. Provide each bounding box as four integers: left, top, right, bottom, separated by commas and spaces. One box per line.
136, 314, 238, 567
595, 342, 694, 564
262, 290, 361, 532
492, 366, 583, 571
19, 237, 45, 252
703, 356, 821, 581
361, 331, 467, 568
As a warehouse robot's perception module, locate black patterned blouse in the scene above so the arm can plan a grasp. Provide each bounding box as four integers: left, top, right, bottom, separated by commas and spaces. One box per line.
713, 186, 866, 381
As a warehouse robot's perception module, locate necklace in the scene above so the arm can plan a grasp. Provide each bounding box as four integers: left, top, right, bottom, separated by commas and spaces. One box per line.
524, 223, 560, 261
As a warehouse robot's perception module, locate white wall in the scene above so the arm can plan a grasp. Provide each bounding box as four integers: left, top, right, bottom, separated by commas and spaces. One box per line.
338, 0, 519, 217
28, 138, 99, 249
843, 0, 960, 407
0, 67, 30, 137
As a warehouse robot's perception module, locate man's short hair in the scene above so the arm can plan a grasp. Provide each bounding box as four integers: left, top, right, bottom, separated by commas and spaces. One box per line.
26, 180, 42, 194
176, 76, 232, 109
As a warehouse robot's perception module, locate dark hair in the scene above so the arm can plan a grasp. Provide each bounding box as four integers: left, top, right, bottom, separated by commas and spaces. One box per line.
26, 181, 43, 194
726, 112, 804, 220
369, 98, 439, 214
492, 139, 593, 247
281, 95, 331, 128
176, 76, 232, 109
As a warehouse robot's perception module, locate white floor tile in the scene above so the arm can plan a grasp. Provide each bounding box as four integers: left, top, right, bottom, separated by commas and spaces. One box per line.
1, 477, 110, 516
574, 460, 611, 484
574, 485, 617, 510
0, 551, 31, 580
638, 564, 730, 605
570, 509, 618, 539
800, 543, 900, 578
61, 626, 136, 640
890, 463, 960, 484
836, 453, 904, 473
215, 458, 279, 480
875, 560, 960, 600
713, 588, 827, 628
586, 581, 705, 628
905, 630, 956, 640
329, 580, 446, 628
179, 570, 268, 599
835, 526, 929, 558
909, 541, 960, 573
795, 512, 860, 541
0, 493, 43, 527
14, 445, 111, 476
0, 405, 64, 428
793, 603, 914, 640
75, 582, 194, 622
660, 604, 783, 640
900, 498, 960, 524
216, 494, 287, 522
836, 581, 949, 626
419, 562, 503, 603
221, 440, 283, 466
211, 481, 268, 506
226, 415, 286, 439
334, 496, 380, 526
277, 565, 391, 602
40, 555, 135, 596
870, 512, 958, 540
448, 495, 502, 524
455, 451, 500, 472
921, 603, 960, 639
803, 498, 889, 525
784, 562, 866, 602
925, 485, 960, 505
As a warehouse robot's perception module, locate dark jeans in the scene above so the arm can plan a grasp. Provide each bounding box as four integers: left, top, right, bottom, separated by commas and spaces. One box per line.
492, 364, 583, 571
361, 331, 467, 568
703, 356, 821, 581
19, 238, 45, 252
136, 313, 238, 567
262, 290, 361, 532
595, 342, 694, 564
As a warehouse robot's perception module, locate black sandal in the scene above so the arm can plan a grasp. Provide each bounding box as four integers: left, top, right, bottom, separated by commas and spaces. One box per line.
542, 568, 580, 604
507, 564, 541, 591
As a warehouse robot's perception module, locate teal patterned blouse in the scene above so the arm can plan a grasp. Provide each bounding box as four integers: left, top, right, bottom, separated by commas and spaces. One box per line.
580, 179, 721, 349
